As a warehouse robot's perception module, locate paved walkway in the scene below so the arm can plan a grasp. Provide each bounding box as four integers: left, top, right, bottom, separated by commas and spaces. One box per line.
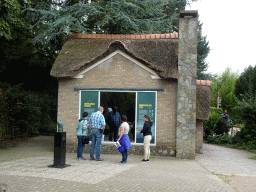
0, 136, 255, 192
196, 143, 256, 192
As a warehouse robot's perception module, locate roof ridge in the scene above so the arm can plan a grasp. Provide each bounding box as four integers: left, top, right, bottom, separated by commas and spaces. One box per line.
196, 80, 212, 86
68, 33, 179, 39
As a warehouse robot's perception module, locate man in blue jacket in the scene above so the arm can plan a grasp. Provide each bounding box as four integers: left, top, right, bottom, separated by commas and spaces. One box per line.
106, 106, 121, 142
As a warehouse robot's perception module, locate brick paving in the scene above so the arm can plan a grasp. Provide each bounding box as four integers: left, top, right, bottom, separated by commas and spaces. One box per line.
0, 136, 255, 191
196, 143, 256, 192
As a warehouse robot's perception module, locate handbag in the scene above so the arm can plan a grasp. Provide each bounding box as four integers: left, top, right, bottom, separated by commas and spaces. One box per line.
82, 136, 89, 145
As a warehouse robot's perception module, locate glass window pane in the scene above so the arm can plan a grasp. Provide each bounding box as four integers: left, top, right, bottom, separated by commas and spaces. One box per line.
136, 92, 156, 144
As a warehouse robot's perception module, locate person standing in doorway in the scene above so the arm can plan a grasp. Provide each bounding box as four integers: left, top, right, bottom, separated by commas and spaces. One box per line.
88, 106, 106, 161
116, 115, 131, 164
136, 115, 152, 163
106, 106, 121, 141
76, 112, 88, 160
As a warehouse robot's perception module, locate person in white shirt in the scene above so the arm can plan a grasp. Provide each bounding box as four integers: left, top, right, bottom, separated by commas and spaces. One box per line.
116, 115, 131, 164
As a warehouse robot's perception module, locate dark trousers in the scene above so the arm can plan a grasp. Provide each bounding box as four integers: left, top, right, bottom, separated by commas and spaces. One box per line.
122, 149, 128, 163
109, 126, 118, 141
77, 136, 85, 158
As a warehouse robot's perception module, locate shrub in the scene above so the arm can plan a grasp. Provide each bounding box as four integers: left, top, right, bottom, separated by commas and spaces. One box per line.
13, 91, 57, 136
234, 93, 256, 146
203, 107, 229, 136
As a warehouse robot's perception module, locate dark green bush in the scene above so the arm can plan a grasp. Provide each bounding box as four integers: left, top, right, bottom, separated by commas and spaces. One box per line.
13, 91, 57, 136
234, 93, 256, 146
203, 107, 229, 136
1, 82, 57, 144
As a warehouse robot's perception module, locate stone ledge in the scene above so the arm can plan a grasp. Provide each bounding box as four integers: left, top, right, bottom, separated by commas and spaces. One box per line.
67, 144, 176, 157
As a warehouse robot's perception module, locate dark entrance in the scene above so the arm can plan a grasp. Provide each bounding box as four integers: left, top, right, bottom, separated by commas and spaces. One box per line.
100, 92, 136, 142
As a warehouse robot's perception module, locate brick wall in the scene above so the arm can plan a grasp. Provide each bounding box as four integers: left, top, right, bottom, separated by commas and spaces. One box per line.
57, 53, 177, 156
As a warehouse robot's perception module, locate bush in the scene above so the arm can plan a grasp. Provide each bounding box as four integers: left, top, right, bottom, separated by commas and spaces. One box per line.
203, 107, 229, 136
234, 93, 256, 146
204, 130, 256, 150
204, 133, 232, 145
0, 82, 20, 146
13, 91, 57, 136
0, 81, 57, 143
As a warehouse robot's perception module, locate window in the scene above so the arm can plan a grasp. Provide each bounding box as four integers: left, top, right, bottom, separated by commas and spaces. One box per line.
80, 90, 156, 144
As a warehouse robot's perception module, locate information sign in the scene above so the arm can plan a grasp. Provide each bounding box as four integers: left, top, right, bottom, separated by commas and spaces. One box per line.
136, 92, 156, 144
80, 91, 99, 119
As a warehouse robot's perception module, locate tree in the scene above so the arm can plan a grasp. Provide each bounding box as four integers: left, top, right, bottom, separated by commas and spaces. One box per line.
233, 65, 256, 147
22, 0, 193, 44
0, 0, 24, 40
197, 22, 210, 80
234, 93, 256, 146
210, 67, 239, 120
235, 65, 256, 100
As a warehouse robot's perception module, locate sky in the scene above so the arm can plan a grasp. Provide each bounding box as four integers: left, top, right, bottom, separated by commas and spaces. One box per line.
186, 0, 256, 75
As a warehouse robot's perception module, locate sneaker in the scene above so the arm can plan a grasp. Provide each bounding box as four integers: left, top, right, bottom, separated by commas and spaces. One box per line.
140, 159, 148, 163
120, 162, 126, 165
147, 159, 150, 162
78, 157, 86, 160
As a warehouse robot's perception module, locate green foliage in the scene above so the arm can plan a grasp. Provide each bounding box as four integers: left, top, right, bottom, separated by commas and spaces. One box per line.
0, 0, 24, 40
22, 0, 190, 44
0, 84, 10, 146
235, 65, 256, 100
249, 156, 256, 160
206, 65, 256, 150
12, 91, 57, 136
197, 22, 210, 80
203, 107, 229, 136
210, 107, 223, 115
234, 93, 256, 146
0, 82, 22, 147
204, 134, 233, 145
0, 82, 57, 147
204, 131, 256, 150
210, 67, 239, 120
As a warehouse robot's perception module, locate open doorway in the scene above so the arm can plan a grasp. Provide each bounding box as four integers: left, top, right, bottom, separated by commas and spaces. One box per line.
100, 92, 136, 142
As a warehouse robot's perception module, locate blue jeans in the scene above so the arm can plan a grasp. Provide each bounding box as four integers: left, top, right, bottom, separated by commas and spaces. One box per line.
90, 129, 102, 159
77, 136, 85, 158
122, 149, 128, 163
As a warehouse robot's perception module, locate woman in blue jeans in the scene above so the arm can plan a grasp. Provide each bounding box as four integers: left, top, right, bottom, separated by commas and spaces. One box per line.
116, 115, 131, 164
76, 112, 88, 160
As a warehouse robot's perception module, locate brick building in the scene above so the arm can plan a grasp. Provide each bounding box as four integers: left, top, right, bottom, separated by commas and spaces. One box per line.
50, 10, 211, 159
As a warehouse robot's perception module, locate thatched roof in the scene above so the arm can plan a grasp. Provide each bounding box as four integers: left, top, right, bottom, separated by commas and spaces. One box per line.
196, 80, 212, 120
50, 33, 179, 79
51, 33, 211, 120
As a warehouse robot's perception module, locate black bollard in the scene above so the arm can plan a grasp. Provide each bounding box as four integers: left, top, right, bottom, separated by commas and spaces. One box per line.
48, 132, 71, 168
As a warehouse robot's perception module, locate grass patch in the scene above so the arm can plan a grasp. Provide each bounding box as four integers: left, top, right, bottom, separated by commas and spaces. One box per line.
248, 150, 256, 154
212, 172, 232, 184
248, 150, 256, 160
249, 156, 256, 160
